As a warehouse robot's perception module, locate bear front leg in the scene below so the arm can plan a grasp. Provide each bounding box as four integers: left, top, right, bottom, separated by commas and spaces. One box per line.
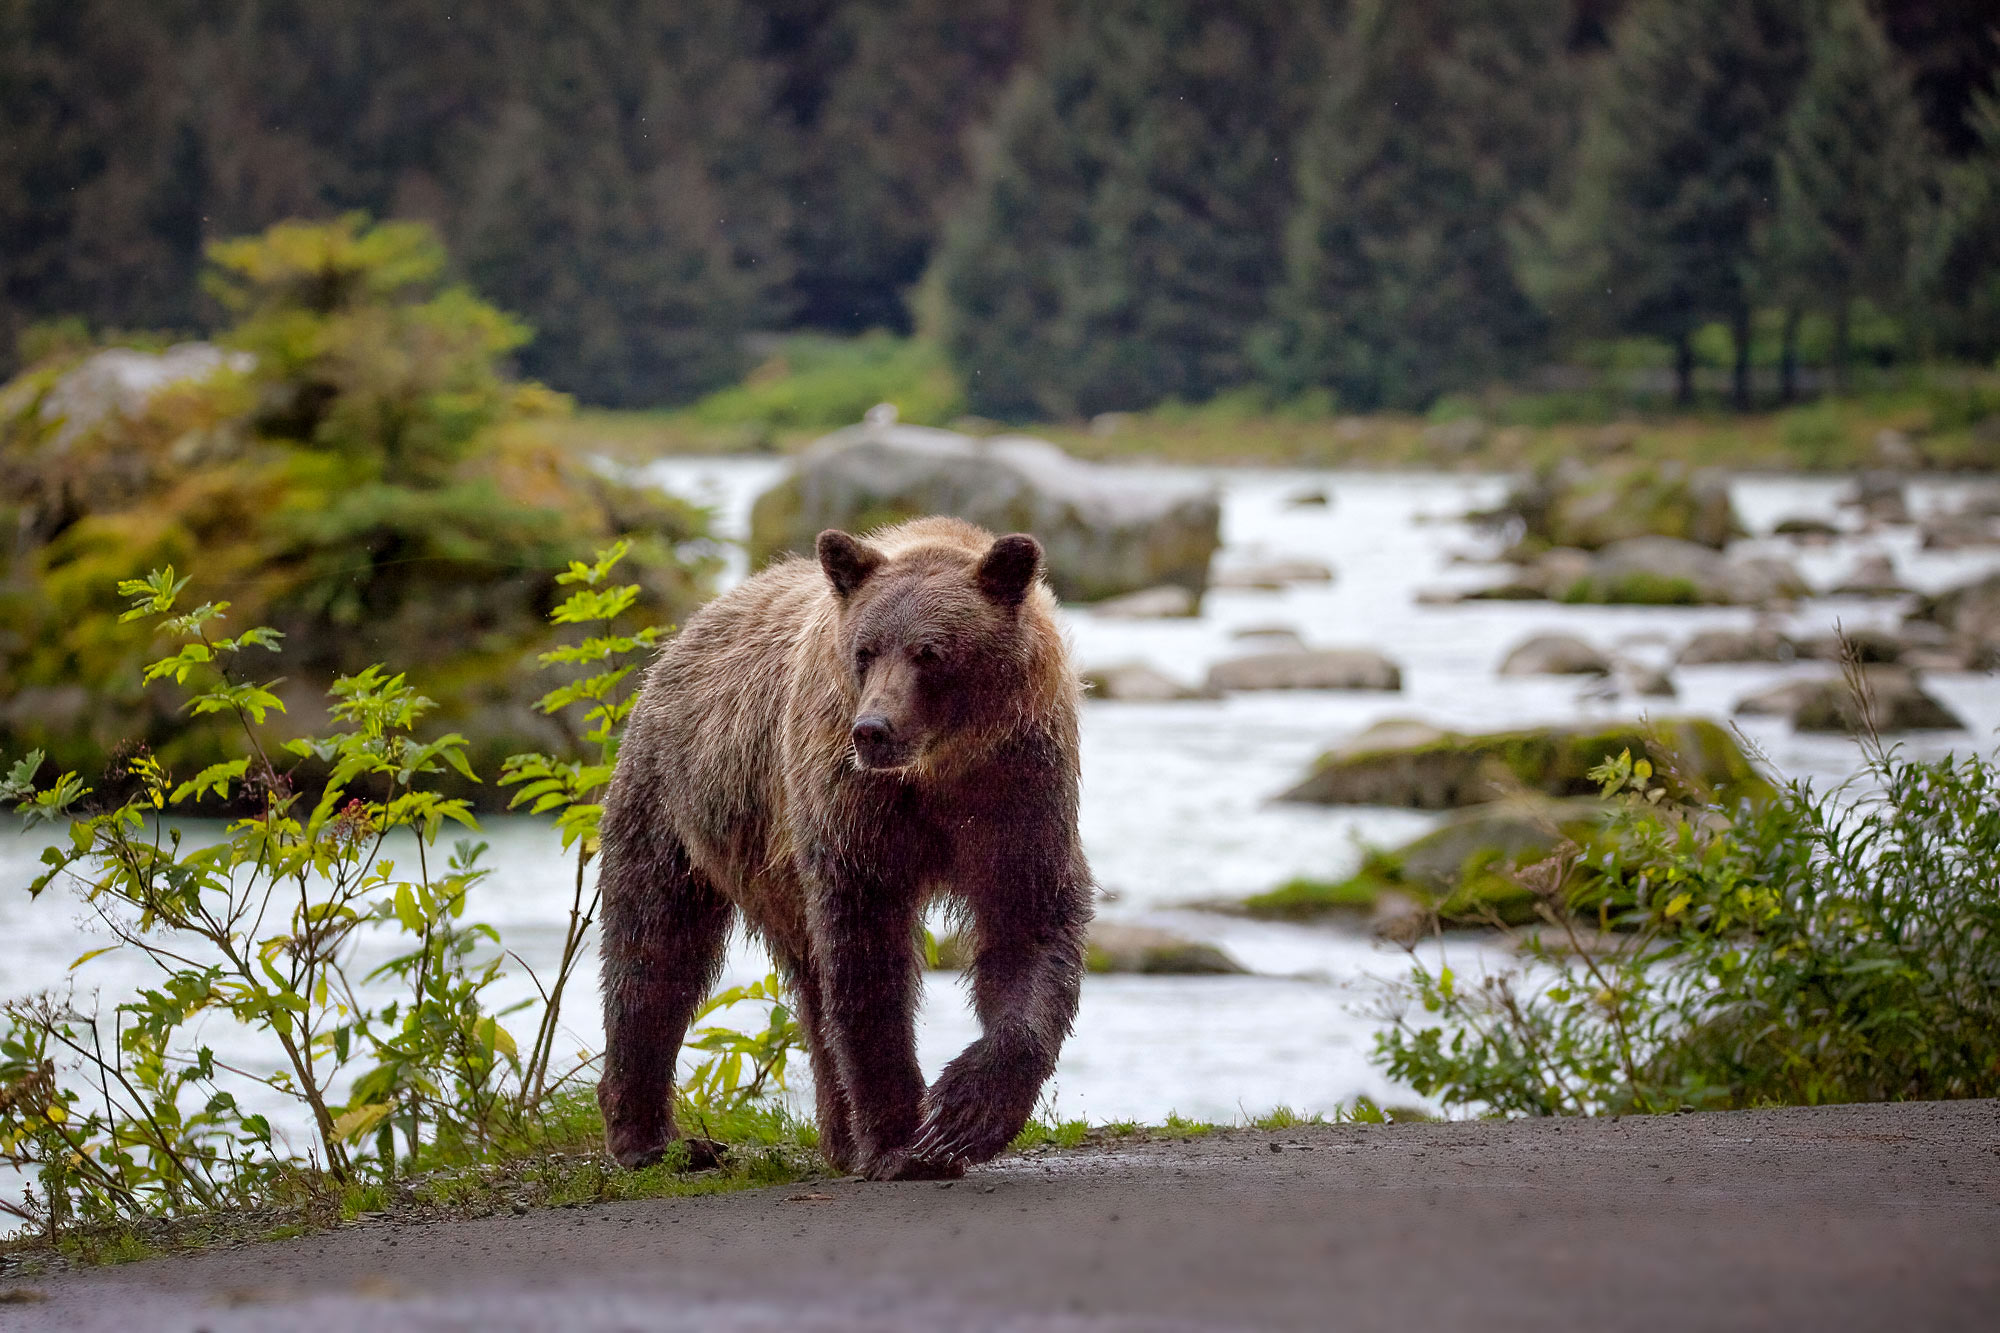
903, 859, 1090, 1172
807, 877, 941, 1180
597, 797, 733, 1170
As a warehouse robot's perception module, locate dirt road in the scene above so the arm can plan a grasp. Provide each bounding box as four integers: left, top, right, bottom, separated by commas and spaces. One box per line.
7, 1099, 1997, 1331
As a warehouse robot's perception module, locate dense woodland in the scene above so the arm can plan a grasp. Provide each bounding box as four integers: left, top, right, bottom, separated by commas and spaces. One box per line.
2, 0, 1997, 414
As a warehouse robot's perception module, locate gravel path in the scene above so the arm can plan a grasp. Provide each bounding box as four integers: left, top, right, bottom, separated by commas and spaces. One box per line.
7, 1099, 1997, 1332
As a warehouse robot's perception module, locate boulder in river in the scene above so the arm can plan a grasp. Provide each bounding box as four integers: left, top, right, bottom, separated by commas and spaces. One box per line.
1086, 922, 1247, 975
1211, 558, 1336, 591
1498, 633, 1612, 677
1842, 472, 1910, 525
1483, 461, 1741, 554
1090, 585, 1198, 620
1828, 552, 1909, 599
1205, 648, 1402, 693
933, 921, 1245, 974
1230, 624, 1307, 652
1083, 662, 1216, 702
1905, 572, 2000, 669
1735, 668, 1964, 733
1676, 626, 1797, 665
1278, 717, 1768, 809
1563, 537, 1809, 606
746, 417, 1222, 604
1238, 797, 1625, 928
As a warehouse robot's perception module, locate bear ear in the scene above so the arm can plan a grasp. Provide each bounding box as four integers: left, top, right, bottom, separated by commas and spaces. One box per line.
817, 529, 884, 599
977, 533, 1043, 607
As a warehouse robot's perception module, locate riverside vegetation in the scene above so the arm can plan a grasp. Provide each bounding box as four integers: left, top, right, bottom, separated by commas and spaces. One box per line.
0, 545, 816, 1260
1375, 659, 2000, 1116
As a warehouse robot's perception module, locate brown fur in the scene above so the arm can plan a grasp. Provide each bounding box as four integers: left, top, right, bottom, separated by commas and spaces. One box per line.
596, 516, 1092, 1180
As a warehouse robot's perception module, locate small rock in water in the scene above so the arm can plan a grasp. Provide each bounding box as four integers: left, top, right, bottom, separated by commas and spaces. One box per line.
1205, 648, 1402, 693
1285, 488, 1331, 508
1498, 632, 1611, 677
1735, 668, 1963, 733
1211, 558, 1337, 591
1082, 662, 1216, 702
1090, 585, 1197, 620
1086, 922, 1246, 975
1229, 624, 1307, 652
1676, 626, 1796, 665
1828, 551, 1909, 599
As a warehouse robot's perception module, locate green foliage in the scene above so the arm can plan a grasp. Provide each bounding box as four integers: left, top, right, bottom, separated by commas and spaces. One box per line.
686, 334, 966, 433
209, 215, 533, 484
0, 552, 799, 1240
1538, 0, 1808, 403
1376, 720, 2000, 1117
0, 216, 716, 801
1769, 0, 1932, 389
1256, 0, 1565, 410
932, 0, 1320, 419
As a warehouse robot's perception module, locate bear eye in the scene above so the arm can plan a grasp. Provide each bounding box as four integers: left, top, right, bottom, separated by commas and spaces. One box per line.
911, 642, 942, 665
855, 647, 876, 673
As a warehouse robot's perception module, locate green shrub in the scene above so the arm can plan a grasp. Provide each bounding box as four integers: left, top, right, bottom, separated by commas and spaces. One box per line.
1375, 726, 2000, 1117
0, 550, 803, 1239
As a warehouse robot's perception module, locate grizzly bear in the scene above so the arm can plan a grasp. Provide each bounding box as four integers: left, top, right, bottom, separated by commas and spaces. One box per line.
595, 516, 1092, 1181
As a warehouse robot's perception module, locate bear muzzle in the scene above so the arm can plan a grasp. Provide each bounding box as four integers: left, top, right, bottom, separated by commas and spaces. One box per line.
850, 713, 914, 770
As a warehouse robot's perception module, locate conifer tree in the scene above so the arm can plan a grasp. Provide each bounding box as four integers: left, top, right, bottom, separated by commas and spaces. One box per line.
1770, 0, 1931, 392
1258, 0, 1570, 411
1919, 79, 2000, 362
1543, 0, 1807, 407
931, 0, 1320, 419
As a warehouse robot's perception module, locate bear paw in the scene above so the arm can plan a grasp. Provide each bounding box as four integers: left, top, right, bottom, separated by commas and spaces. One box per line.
606, 1130, 726, 1173
861, 1149, 968, 1182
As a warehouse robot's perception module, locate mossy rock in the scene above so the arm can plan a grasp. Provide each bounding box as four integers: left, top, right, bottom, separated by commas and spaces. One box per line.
1241, 797, 1629, 928
1489, 462, 1740, 555
1280, 717, 1769, 810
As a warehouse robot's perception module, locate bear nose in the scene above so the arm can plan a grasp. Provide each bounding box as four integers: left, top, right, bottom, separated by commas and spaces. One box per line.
852, 715, 893, 751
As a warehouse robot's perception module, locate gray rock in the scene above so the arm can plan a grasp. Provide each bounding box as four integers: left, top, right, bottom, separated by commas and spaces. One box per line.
1284, 488, 1331, 508
1229, 625, 1307, 652
746, 421, 1221, 604
1617, 662, 1678, 698
1086, 922, 1246, 975
37, 342, 249, 451
1906, 572, 2000, 669
1676, 627, 1797, 665
1082, 662, 1216, 702
1794, 627, 1904, 664
1735, 668, 1963, 733
1581, 537, 1809, 605
1844, 472, 1910, 525
1210, 558, 1336, 591
1919, 512, 2000, 550
1829, 552, 1909, 598
1205, 648, 1403, 693
1091, 585, 1198, 620
1771, 515, 1843, 541
1498, 633, 1612, 677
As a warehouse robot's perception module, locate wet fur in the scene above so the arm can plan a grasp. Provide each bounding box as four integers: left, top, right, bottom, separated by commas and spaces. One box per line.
597, 516, 1092, 1180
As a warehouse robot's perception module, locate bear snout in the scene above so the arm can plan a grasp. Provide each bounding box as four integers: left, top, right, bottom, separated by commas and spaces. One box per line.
850, 714, 907, 769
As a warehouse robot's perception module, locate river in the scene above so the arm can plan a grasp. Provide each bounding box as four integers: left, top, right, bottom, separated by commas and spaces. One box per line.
5, 460, 1998, 1177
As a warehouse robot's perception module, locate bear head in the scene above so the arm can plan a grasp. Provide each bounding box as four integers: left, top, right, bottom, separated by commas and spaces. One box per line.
817, 525, 1045, 772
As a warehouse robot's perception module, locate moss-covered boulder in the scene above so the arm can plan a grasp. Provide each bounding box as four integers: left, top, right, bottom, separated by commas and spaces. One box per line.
745, 417, 1221, 603
1241, 797, 1624, 927
1735, 669, 1964, 733
1484, 461, 1741, 555
1277, 717, 1768, 809
931, 921, 1245, 975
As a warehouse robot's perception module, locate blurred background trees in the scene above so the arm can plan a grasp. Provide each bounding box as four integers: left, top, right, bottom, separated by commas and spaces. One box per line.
1, 0, 1997, 416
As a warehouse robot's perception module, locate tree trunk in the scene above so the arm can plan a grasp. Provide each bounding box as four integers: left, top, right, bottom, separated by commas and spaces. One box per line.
1779, 307, 1801, 404
1731, 306, 1753, 412
1673, 334, 1694, 407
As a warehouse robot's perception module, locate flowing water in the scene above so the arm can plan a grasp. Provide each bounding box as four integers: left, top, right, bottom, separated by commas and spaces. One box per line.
6, 459, 2000, 1176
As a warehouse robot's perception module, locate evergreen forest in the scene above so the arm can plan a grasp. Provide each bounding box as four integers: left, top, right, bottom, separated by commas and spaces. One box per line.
3, 0, 1997, 415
